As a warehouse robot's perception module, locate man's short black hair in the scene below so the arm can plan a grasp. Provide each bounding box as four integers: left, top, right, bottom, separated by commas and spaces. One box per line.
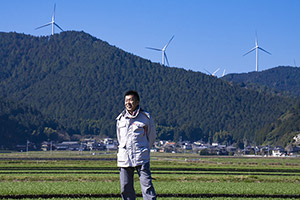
125, 90, 140, 101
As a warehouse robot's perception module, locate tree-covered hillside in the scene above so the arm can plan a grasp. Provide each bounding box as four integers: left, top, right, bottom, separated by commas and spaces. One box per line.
255, 102, 300, 147
222, 66, 300, 97
0, 97, 65, 149
0, 31, 295, 146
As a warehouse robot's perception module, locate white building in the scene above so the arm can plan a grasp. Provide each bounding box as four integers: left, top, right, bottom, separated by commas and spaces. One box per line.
293, 134, 300, 143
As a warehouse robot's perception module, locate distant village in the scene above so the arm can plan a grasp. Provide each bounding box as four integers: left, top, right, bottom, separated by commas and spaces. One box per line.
18, 134, 300, 157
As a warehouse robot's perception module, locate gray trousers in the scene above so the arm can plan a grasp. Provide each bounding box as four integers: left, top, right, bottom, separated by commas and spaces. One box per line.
120, 162, 156, 200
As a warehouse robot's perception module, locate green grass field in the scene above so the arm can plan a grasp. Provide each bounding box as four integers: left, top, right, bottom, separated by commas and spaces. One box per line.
0, 151, 299, 199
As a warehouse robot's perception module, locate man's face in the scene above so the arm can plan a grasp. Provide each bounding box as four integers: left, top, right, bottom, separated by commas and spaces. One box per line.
125, 94, 139, 113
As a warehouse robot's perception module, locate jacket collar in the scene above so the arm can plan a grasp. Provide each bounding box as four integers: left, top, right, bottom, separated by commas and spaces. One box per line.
125, 106, 140, 119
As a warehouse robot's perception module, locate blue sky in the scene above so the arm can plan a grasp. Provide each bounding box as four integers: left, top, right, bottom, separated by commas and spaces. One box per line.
1, 0, 300, 76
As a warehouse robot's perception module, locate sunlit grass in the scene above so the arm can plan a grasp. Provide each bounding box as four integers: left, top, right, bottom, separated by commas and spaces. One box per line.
0, 151, 299, 199
0, 181, 299, 195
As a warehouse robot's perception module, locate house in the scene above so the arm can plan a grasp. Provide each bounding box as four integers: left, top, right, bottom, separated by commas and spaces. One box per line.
56, 141, 81, 151
192, 141, 210, 152
159, 141, 176, 153
212, 143, 219, 147
181, 142, 192, 150
285, 145, 300, 155
293, 133, 300, 144
41, 141, 56, 151
272, 146, 285, 156
103, 138, 118, 150
260, 145, 272, 156
226, 146, 237, 153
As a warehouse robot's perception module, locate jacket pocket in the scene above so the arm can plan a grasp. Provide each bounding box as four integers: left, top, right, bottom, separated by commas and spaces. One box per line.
133, 123, 147, 135
118, 121, 127, 129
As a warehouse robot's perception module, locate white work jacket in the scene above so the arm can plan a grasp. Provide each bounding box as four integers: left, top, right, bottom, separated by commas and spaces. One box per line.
116, 107, 156, 167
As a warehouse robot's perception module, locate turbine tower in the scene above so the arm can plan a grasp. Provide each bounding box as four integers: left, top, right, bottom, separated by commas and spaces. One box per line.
243, 33, 271, 72
146, 35, 174, 66
35, 4, 63, 35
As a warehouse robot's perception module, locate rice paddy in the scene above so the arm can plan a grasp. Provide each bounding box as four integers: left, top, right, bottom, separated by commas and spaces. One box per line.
0, 151, 299, 199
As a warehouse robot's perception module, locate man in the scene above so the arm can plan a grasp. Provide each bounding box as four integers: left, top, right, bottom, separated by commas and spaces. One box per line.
116, 90, 157, 200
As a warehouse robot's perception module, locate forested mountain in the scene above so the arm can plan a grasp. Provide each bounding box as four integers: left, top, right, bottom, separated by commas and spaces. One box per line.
0, 31, 296, 148
222, 66, 300, 97
255, 102, 300, 147
0, 97, 65, 149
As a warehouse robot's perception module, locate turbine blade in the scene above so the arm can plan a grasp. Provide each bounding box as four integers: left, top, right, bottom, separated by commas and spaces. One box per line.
54, 23, 64, 31
145, 47, 162, 51
213, 68, 220, 75
35, 22, 52, 30
255, 31, 258, 46
222, 69, 226, 77
243, 47, 256, 56
164, 52, 170, 66
163, 35, 175, 50
258, 47, 271, 55
53, 4, 56, 18
204, 69, 212, 75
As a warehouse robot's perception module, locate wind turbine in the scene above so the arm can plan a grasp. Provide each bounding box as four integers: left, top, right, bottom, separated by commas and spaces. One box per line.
243, 33, 271, 72
35, 4, 64, 35
146, 35, 174, 66
204, 67, 220, 77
